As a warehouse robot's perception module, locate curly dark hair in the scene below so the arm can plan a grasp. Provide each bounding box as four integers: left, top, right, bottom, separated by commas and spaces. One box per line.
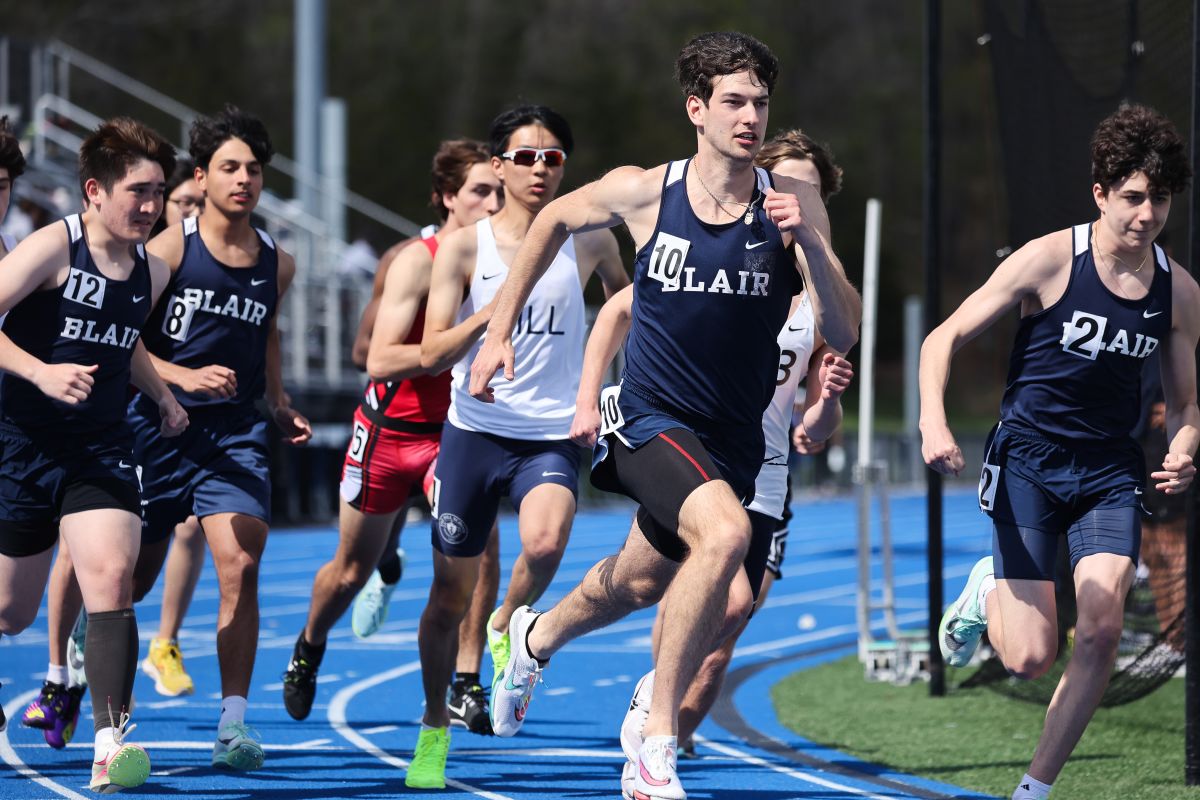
429, 139, 491, 222
1091, 104, 1191, 195
189, 104, 274, 170
675, 32, 778, 104
488, 104, 573, 157
756, 129, 843, 202
78, 117, 175, 196
0, 116, 26, 180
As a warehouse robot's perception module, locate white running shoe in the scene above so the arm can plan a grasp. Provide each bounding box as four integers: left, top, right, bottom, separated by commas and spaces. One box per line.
351, 553, 404, 639
68, 611, 88, 689
620, 759, 636, 800
489, 605, 545, 737
89, 711, 149, 794
939, 556, 994, 668
620, 669, 655, 762
633, 735, 686, 800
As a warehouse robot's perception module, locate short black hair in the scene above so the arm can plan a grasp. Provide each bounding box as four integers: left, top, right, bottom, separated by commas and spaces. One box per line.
675, 32, 779, 104
189, 104, 274, 170
488, 104, 574, 157
1091, 104, 1190, 195
0, 116, 26, 180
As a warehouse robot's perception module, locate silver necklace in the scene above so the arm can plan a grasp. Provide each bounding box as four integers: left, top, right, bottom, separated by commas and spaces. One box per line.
694, 160, 757, 224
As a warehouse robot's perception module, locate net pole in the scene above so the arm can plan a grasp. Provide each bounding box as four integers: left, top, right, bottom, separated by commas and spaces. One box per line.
925, 0, 946, 698
1186, 0, 1200, 782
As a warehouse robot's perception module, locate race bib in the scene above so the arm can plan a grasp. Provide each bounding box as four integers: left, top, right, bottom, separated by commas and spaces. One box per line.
162, 294, 200, 342
599, 384, 625, 436
978, 463, 999, 511
646, 232, 690, 290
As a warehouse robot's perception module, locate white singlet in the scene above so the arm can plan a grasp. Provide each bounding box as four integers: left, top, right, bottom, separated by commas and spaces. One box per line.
747, 294, 816, 519
448, 218, 585, 440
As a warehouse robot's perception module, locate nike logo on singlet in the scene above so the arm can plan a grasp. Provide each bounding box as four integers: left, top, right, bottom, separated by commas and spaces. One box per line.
787, 324, 807, 332
1143, 310, 1163, 318
132, 295, 145, 303
251, 278, 268, 286
745, 240, 768, 250
481, 271, 502, 280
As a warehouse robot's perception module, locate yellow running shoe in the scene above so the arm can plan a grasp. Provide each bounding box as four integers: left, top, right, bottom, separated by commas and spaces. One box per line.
404, 726, 450, 789
141, 638, 195, 697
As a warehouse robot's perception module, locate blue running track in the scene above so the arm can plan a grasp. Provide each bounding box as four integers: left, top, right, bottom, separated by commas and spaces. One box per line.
1, 490, 998, 798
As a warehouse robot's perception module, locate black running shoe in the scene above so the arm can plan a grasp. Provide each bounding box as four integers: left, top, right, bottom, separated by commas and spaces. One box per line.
282, 644, 319, 721
447, 679, 494, 735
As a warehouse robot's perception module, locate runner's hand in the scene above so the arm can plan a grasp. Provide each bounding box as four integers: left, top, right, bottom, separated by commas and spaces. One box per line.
818, 352, 853, 400
33, 362, 97, 404
569, 402, 601, 447
764, 188, 820, 248
273, 404, 313, 446
158, 395, 189, 437
1153, 452, 1195, 494
793, 426, 826, 455
178, 364, 237, 398
469, 333, 514, 403
922, 423, 965, 476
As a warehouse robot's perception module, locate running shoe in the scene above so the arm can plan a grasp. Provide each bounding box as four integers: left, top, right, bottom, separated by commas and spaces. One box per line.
142, 638, 195, 697
620, 760, 637, 800
282, 639, 319, 721
678, 736, 697, 760
89, 712, 150, 794
486, 608, 511, 686
938, 555, 994, 668
404, 726, 450, 789
0, 682, 7, 733
22, 680, 69, 730
212, 721, 265, 771
489, 605, 545, 737
447, 678, 494, 735
620, 669, 655, 762
68, 609, 88, 690
45, 686, 85, 750
351, 549, 406, 639
633, 735, 686, 800
68, 611, 88, 689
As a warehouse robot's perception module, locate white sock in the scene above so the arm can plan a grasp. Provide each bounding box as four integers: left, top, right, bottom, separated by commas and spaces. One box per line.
977, 574, 996, 615
94, 726, 117, 760
46, 663, 68, 686
218, 695, 248, 731
1012, 772, 1052, 799
421, 722, 446, 733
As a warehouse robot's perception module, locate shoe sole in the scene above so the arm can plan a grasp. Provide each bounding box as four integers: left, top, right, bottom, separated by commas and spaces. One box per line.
939, 557, 993, 667
141, 658, 194, 697
92, 745, 150, 793
213, 743, 265, 771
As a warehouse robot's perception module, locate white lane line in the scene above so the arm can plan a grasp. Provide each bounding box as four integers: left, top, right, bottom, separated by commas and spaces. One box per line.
1, 689, 92, 800
15, 739, 344, 751
359, 724, 399, 735
732, 610, 927, 658
695, 734, 898, 800
327, 660, 513, 800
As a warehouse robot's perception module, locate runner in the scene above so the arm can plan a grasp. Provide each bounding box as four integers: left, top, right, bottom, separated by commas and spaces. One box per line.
0, 116, 187, 793
471, 34, 860, 800
403, 103, 627, 789
921, 104, 1199, 800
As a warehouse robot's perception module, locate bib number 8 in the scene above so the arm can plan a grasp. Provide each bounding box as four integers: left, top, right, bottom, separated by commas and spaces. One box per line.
163, 295, 199, 342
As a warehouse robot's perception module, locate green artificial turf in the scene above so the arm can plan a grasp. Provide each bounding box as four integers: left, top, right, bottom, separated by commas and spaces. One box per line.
772, 656, 1198, 799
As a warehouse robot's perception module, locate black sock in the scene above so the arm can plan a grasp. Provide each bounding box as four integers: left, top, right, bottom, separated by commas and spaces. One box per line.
525, 615, 548, 666
85, 609, 138, 733
455, 672, 480, 687
376, 553, 402, 585
295, 633, 326, 667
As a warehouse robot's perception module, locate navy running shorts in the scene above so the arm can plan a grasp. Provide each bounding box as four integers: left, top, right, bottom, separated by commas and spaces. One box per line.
0, 420, 142, 556
129, 396, 271, 542
430, 422, 581, 557
980, 421, 1143, 580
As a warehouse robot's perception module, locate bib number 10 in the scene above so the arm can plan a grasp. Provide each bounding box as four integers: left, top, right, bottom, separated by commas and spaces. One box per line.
647, 232, 691, 289
599, 384, 625, 436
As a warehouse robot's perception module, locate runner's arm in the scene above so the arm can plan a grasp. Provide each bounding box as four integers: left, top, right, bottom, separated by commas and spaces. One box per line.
266, 250, 311, 445
352, 239, 411, 369
1156, 267, 1200, 493
569, 285, 633, 446
366, 244, 432, 382
420, 228, 490, 374
798, 341, 851, 443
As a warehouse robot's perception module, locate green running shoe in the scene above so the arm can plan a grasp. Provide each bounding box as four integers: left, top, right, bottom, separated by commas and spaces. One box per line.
939, 556, 994, 667
486, 608, 511, 687
212, 721, 265, 771
404, 726, 450, 789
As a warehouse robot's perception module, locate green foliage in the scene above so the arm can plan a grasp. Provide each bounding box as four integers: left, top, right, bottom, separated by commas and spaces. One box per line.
773, 655, 1199, 799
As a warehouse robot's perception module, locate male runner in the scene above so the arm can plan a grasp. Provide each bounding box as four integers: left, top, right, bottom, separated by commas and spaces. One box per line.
0, 117, 187, 793
404, 104, 626, 788
472, 34, 860, 800
921, 104, 1199, 800
584, 131, 849, 790
282, 139, 504, 733
134, 105, 312, 771
0, 115, 22, 260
